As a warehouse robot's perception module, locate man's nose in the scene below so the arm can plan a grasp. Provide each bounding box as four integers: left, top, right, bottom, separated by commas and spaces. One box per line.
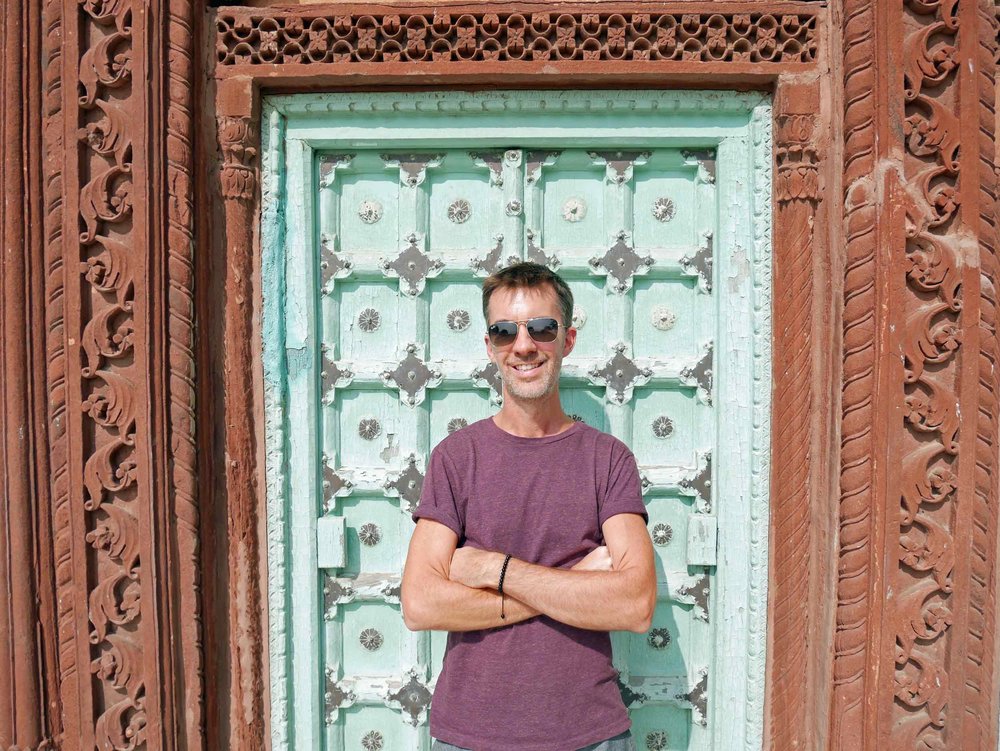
511, 322, 538, 355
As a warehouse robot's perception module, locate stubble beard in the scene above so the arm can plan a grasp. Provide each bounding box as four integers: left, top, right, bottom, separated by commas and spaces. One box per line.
501, 354, 562, 401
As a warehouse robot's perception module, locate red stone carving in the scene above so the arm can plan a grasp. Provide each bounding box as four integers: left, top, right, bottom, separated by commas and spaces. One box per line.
215, 9, 818, 66
893, 1, 962, 746
217, 111, 266, 750
832, 0, 879, 743
767, 80, 823, 748
75, 0, 148, 747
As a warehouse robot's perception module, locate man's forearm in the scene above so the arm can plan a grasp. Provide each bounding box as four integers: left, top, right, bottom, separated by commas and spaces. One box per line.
501, 557, 652, 633
403, 575, 539, 632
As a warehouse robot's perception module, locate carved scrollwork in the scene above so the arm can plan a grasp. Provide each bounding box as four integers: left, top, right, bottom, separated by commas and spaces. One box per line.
93, 696, 147, 751
92, 635, 144, 703
86, 504, 140, 576
88, 571, 142, 644
82, 235, 134, 307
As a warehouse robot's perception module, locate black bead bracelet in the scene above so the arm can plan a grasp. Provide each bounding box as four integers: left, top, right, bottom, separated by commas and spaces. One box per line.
498, 553, 512, 620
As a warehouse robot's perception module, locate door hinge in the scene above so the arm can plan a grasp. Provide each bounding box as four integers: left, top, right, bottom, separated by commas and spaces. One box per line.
686, 514, 717, 567
317, 516, 346, 569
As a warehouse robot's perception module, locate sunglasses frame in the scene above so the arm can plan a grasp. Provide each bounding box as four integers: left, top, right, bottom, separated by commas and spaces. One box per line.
486, 316, 566, 348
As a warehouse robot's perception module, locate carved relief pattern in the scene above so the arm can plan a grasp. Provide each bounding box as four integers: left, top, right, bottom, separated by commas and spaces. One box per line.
832, 0, 879, 741
768, 91, 820, 746
76, 0, 147, 746
216, 11, 818, 67
967, 6, 1000, 750
167, 1, 203, 746
892, 2, 962, 746
44, 0, 75, 738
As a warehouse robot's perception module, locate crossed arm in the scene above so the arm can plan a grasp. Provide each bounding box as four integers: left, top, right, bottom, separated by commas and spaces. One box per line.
400, 513, 656, 634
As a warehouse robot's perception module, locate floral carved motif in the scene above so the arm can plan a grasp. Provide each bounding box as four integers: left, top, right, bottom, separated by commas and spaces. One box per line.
74, 0, 148, 747
216, 11, 818, 67
891, 1, 963, 747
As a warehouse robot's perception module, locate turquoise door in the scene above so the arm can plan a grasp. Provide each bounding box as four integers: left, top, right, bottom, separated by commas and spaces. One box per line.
262, 91, 772, 750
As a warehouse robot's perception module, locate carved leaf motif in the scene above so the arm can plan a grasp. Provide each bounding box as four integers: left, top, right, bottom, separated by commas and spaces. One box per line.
897, 652, 950, 728
82, 305, 134, 375
82, 371, 137, 437
83, 439, 137, 511
86, 504, 140, 575
92, 634, 144, 702
82, 236, 134, 307
79, 31, 132, 108
900, 445, 956, 524
81, 99, 132, 168
903, 302, 960, 382
89, 571, 142, 644
81, 0, 133, 28
904, 378, 958, 453
903, 96, 960, 171
900, 513, 953, 592
94, 696, 147, 751
906, 234, 961, 310
80, 166, 132, 242
902, 21, 957, 101
895, 578, 953, 663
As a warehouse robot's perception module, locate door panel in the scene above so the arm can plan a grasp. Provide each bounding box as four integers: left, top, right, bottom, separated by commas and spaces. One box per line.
262, 90, 772, 751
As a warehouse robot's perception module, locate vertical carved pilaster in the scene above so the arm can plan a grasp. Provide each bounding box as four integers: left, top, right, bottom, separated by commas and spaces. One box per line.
167, 1, 203, 748
832, 0, 891, 746
217, 112, 266, 750
767, 79, 822, 749
1, 1, 55, 749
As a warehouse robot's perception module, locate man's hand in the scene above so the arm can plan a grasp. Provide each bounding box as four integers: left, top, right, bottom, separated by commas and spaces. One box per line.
449, 547, 504, 589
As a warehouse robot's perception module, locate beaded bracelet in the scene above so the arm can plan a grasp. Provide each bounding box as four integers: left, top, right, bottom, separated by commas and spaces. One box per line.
497, 554, 512, 620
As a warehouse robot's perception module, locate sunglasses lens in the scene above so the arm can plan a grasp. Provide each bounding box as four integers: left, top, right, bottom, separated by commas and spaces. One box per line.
526, 318, 559, 342
488, 322, 518, 347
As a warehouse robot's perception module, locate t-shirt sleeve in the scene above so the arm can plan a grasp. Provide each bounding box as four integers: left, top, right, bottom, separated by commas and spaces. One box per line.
411, 445, 464, 538
599, 442, 648, 527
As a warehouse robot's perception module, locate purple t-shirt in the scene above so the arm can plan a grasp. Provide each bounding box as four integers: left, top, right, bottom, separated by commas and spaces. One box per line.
411, 417, 648, 751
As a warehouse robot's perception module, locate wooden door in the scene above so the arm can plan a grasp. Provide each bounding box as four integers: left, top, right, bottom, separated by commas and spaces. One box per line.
261, 90, 772, 751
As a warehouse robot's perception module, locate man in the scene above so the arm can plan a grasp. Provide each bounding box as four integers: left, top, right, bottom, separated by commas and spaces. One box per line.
401, 262, 657, 751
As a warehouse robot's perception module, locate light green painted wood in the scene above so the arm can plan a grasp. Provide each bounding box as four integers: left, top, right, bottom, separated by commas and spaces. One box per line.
261, 90, 772, 751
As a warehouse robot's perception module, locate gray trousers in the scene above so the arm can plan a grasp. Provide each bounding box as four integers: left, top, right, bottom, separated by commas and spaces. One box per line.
432, 729, 636, 751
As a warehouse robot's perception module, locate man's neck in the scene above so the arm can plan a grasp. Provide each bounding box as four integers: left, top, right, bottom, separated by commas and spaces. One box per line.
492, 393, 573, 438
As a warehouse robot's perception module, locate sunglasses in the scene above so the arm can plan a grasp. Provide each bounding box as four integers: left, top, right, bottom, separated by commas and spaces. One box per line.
487, 317, 564, 348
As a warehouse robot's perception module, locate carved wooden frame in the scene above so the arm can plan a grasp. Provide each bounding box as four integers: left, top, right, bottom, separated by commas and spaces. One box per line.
23, 0, 999, 749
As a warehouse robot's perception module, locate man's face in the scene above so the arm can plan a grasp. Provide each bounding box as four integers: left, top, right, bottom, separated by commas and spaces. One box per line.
484, 284, 577, 402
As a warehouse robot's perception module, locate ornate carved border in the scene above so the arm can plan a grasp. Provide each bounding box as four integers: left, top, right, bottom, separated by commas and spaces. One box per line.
829, 1, 1000, 749
215, 7, 819, 67
39, 0, 203, 749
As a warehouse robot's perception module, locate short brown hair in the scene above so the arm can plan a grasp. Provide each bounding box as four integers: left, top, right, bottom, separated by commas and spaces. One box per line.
481, 262, 574, 327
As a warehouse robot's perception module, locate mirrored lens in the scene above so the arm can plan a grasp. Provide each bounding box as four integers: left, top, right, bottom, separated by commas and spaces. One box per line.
488, 321, 518, 347
525, 317, 559, 342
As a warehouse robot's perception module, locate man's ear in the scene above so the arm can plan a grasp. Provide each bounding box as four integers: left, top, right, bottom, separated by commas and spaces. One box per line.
484, 333, 496, 364
562, 326, 577, 357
